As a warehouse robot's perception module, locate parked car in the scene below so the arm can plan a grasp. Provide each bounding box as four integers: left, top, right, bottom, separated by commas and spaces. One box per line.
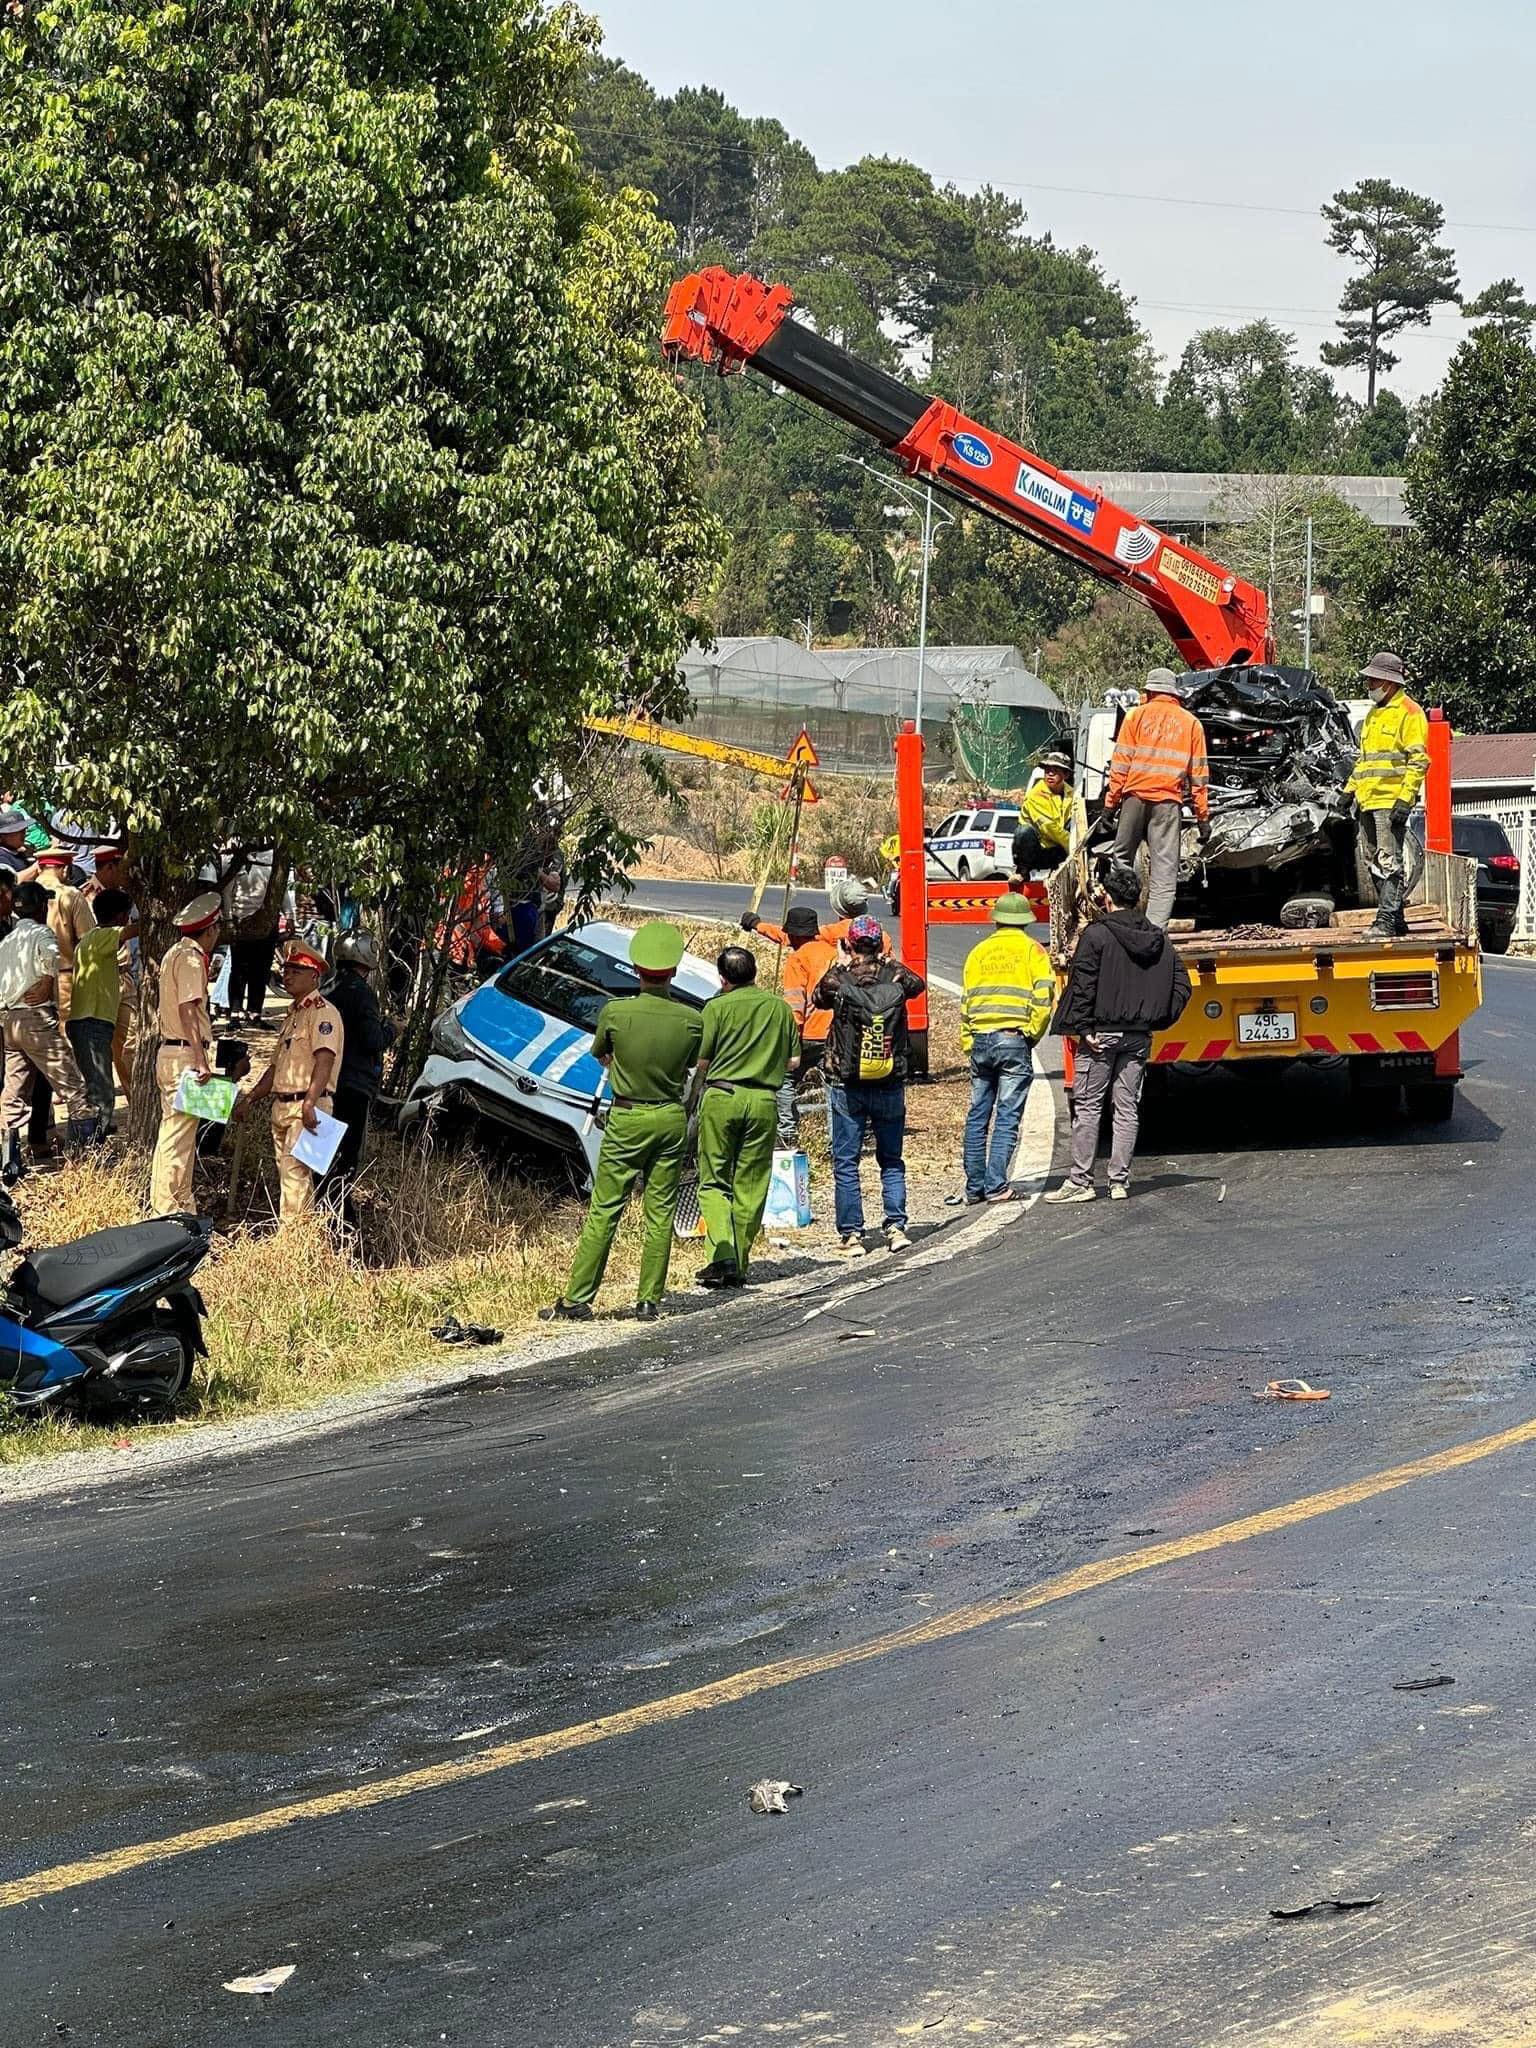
1454, 813, 1520, 953
398, 922, 718, 1184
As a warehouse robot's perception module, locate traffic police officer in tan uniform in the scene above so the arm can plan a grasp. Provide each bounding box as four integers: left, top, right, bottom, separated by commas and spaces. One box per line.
149, 891, 222, 1216
35, 845, 96, 1021
235, 945, 344, 1225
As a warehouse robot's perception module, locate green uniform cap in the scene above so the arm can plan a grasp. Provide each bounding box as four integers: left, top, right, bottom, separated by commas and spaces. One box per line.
630, 919, 685, 973
992, 892, 1035, 927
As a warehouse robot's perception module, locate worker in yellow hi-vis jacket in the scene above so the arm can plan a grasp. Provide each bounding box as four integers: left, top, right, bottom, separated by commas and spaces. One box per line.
959, 893, 1055, 1205
1344, 651, 1430, 939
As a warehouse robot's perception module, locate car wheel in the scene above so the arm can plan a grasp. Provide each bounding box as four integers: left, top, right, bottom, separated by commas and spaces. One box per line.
1405, 1080, 1456, 1123
1483, 924, 1512, 956
957, 858, 971, 880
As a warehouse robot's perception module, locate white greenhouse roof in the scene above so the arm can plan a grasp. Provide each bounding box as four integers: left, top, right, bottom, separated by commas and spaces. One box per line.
680, 639, 1062, 717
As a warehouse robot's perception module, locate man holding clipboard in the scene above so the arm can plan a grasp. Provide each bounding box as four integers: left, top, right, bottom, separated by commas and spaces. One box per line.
235, 945, 345, 1226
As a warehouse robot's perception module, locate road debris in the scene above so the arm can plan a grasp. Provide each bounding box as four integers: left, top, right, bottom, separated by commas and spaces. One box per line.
1253, 1379, 1331, 1401
223, 1964, 297, 1994
747, 1779, 803, 1815
1393, 1674, 1455, 1692
837, 1329, 879, 1342
430, 1315, 504, 1347
1270, 1895, 1381, 1920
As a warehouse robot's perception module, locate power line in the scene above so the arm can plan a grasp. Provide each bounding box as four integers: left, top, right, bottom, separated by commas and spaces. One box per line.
576, 117, 1536, 238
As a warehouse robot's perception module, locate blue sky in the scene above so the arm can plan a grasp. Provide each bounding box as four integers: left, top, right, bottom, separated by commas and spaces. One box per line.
588, 0, 1536, 401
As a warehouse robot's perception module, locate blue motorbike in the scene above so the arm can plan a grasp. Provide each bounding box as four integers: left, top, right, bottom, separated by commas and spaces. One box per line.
0, 1191, 213, 1414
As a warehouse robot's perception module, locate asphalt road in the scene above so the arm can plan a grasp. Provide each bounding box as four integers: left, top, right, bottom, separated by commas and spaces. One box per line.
5, 962, 1536, 2044
604, 876, 979, 987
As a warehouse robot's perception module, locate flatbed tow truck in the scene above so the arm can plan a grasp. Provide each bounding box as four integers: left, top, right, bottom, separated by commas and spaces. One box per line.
663, 268, 1481, 1122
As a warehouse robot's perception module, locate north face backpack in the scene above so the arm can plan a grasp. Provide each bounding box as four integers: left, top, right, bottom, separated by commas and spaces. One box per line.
839, 972, 907, 1081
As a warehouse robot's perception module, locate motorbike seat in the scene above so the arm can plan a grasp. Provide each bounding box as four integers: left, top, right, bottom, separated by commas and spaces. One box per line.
17, 1219, 203, 1310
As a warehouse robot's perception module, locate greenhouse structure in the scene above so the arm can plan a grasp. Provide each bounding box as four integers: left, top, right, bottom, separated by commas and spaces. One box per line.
677, 639, 1066, 784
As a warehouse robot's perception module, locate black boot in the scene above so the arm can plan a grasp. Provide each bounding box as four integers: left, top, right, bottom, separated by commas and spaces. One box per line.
538, 1299, 593, 1323
1368, 871, 1407, 937
1, 1133, 24, 1186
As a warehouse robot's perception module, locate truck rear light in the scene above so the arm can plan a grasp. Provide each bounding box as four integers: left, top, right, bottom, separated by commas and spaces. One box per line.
983, 837, 996, 855
1370, 971, 1439, 1011
1489, 852, 1520, 871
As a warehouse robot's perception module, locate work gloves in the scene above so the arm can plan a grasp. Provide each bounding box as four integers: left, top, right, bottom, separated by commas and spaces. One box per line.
1196, 819, 1213, 846
739, 910, 760, 932
1339, 792, 1358, 821
1390, 800, 1412, 826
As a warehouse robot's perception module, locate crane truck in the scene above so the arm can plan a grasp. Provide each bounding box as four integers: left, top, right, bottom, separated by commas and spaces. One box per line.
662, 268, 1481, 1123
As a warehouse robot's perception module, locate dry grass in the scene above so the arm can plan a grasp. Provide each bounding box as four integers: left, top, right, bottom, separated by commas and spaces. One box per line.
0, 919, 975, 1470
621, 757, 991, 887
0, 1138, 713, 1469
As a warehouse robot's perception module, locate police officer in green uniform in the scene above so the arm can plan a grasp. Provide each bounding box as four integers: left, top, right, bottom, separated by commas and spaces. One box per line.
695, 944, 797, 1289
543, 921, 702, 1323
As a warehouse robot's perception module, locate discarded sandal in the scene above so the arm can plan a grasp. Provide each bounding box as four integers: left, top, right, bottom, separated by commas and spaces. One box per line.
431, 1315, 504, 1345
1253, 1379, 1330, 1401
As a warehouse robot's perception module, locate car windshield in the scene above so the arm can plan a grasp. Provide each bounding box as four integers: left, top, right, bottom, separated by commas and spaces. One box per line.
496, 935, 706, 1032
1453, 816, 1515, 858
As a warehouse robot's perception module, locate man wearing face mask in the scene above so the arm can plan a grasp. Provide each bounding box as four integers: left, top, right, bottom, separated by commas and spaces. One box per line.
1344, 652, 1429, 939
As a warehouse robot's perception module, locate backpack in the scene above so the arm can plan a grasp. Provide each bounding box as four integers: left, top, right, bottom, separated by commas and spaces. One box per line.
839, 971, 907, 1081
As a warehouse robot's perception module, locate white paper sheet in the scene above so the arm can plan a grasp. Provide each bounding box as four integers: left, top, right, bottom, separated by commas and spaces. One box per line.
290, 1108, 346, 1176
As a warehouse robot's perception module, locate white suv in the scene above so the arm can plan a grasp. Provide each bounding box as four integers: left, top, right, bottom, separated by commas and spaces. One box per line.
925, 806, 1021, 882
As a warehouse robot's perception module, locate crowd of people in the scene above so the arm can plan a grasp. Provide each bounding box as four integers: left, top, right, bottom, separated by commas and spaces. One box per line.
0, 817, 398, 1231
0, 651, 1427, 1282
540, 649, 1434, 1317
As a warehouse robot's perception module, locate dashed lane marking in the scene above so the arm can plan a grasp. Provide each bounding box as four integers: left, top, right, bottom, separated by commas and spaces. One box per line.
6, 1410, 1536, 1911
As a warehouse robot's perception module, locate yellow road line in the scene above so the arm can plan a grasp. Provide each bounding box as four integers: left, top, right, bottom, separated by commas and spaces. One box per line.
6, 1413, 1535, 1912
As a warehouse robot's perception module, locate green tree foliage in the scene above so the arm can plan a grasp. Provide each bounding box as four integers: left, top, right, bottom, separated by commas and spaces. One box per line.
1037, 594, 1170, 712
1320, 180, 1460, 407
1158, 322, 1345, 472
1203, 481, 1391, 691
0, 0, 718, 920
1341, 389, 1411, 475
1462, 277, 1536, 337
926, 517, 1096, 651
756, 156, 951, 357
1375, 326, 1536, 727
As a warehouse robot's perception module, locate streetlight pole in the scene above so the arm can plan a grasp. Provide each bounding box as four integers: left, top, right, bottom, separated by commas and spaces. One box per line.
835, 454, 951, 733
915, 482, 934, 735
1302, 515, 1314, 670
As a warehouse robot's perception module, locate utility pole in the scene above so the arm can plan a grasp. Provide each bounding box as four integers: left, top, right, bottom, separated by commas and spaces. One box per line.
1302, 516, 1314, 669
915, 482, 934, 734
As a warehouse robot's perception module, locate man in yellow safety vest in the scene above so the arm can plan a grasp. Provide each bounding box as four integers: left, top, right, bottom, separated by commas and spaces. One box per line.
1344, 651, 1429, 939
1012, 747, 1075, 879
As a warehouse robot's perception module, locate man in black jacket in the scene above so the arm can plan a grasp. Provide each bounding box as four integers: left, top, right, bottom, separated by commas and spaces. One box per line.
814, 916, 926, 1257
1045, 864, 1191, 1203
319, 931, 397, 1219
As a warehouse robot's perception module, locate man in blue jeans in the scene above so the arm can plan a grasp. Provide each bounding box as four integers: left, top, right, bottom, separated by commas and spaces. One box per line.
814, 916, 926, 1258
959, 892, 1056, 1204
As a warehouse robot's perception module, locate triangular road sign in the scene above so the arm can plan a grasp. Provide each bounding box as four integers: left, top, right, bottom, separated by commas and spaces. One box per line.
785, 727, 819, 770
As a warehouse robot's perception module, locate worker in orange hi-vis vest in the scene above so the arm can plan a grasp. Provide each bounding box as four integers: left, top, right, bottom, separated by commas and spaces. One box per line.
738, 904, 835, 1147
1102, 667, 1210, 929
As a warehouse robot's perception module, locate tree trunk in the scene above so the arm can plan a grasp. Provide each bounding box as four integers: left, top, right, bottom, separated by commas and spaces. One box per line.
1367, 306, 1380, 410
125, 863, 178, 1153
